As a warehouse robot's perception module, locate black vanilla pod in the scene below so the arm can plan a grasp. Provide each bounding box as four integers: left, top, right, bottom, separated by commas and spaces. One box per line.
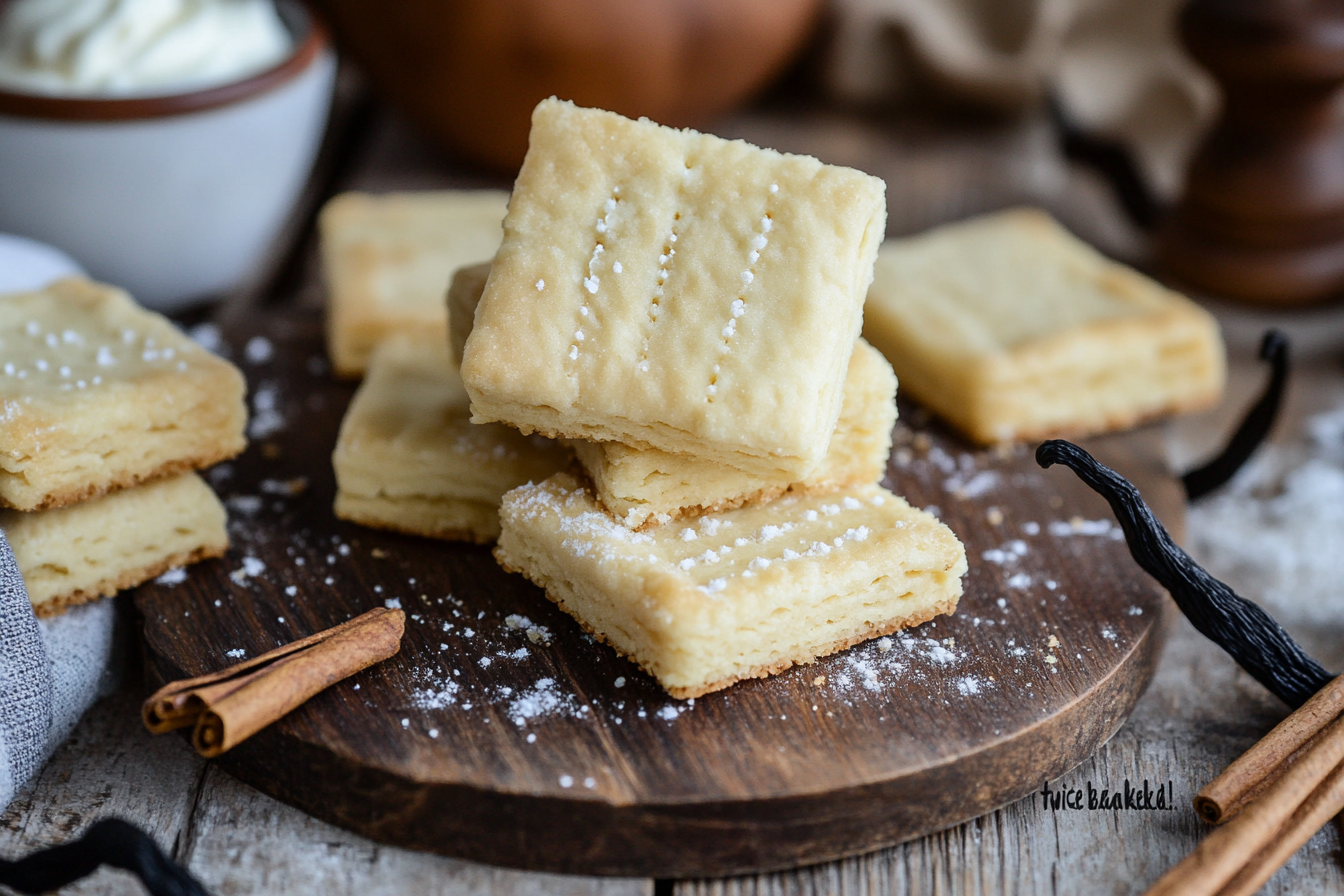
0, 818, 208, 896
1037, 439, 1334, 709
1182, 329, 1289, 501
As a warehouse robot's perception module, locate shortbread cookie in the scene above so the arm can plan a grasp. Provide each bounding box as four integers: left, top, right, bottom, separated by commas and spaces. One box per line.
862, 208, 1225, 445
575, 339, 898, 528
321, 190, 510, 377
443, 263, 897, 525
0, 472, 228, 616
333, 334, 570, 543
0, 278, 247, 511
496, 474, 966, 698
462, 99, 887, 480
448, 261, 492, 365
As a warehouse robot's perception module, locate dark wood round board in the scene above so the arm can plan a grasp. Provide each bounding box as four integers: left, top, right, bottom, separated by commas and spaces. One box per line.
136, 310, 1183, 878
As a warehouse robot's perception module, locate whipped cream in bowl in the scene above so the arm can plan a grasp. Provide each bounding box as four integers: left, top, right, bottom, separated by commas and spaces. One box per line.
0, 0, 293, 97
0, 0, 335, 310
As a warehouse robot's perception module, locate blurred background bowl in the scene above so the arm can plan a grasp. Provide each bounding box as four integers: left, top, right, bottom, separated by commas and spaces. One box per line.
309, 0, 822, 173
0, 0, 336, 312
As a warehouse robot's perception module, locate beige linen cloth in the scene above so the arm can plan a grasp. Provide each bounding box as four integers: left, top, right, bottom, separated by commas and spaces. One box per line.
827, 0, 1219, 202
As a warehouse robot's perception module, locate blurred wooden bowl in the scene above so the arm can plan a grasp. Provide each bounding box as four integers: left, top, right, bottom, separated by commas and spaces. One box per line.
310, 0, 822, 173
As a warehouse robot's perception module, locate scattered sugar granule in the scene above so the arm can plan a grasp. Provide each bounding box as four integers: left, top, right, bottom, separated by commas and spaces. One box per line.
385, 598, 402, 609
155, 567, 188, 586
188, 322, 225, 353
957, 676, 983, 696
249, 383, 285, 439
226, 649, 246, 659
244, 336, 274, 364
260, 477, 307, 496
614, 676, 626, 688
559, 775, 574, 788
227, 495, 263, 515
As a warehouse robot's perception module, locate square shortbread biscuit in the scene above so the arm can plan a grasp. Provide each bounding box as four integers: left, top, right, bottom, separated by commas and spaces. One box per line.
333, 334, 570, 543
448, 260, 493, 365
321, 190, 510, 377
496, 473, 966, 698
461, 99, 887, 480
862, 208, 1225, 445
442, 264, 898, 526
0, 278, 247, 511
573, 339, 898, 528
0, 472, 228, 616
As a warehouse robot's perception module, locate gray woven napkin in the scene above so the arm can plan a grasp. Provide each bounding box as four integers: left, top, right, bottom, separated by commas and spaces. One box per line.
0, 530, 116, 810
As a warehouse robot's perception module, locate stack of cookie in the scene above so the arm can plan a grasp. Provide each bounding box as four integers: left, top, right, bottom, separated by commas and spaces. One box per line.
0, 278, 246, 616
457, 100, 967, 699
323, 191, 572, 543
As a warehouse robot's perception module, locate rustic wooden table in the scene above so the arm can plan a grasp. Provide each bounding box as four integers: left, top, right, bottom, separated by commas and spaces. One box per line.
4, 94, 1344, 895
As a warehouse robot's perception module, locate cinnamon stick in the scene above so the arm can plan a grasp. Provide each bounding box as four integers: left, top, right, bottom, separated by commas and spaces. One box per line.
1196, 673, 1344, 823
1143, 711, 1344, 896
1213, 758, 1344, 896
142, 607, 405, 758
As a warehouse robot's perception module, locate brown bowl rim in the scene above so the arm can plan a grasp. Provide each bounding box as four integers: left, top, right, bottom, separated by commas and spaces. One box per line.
0, 1, 328, 121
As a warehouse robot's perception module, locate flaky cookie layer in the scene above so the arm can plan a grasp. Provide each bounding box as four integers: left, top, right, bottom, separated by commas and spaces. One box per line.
575, 339, 897, 528
332, 334, 570, 542
495, 474, 966, 698
0, 278, 246, 511
1, 472, 228, 615
334, 492, 501, 544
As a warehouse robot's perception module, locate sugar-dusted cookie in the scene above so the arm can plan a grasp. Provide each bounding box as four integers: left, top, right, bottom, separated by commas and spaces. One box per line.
447, 260, 492, 365
862, 208, 1225, 445
462, 99, 887, 480
333, 333, 571, 543
0, 278, 246, 511
321, 190, 510, 377
1, 472, 228, 616
496, 473, 966, 698
575, 339, 897, 528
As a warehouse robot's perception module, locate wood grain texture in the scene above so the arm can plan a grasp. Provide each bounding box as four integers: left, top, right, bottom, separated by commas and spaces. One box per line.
0, 687, 205, 896
0, 689, 649, 896
678, 618, 1344, 896
134, 309, 1176, 877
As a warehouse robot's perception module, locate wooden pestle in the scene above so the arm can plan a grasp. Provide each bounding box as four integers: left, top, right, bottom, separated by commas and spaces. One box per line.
1156, 0, 1344, 306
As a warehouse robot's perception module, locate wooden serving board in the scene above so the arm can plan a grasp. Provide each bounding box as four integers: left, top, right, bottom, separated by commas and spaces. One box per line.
136, 309, 1183, 878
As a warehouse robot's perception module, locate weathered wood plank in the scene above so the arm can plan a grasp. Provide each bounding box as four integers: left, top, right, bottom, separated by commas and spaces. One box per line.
0, 684, 206, 896
178, 764, 651, 896
0, 680, 650, 896
677, 619, 1344, 896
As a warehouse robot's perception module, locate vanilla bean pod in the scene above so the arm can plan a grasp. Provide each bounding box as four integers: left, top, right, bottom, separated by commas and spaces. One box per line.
1183, 329, 1289, 501
1037, 439, 1333, 708
0, 817, 208, 896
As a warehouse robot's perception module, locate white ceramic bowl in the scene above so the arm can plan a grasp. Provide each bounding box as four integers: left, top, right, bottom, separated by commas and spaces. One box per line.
0, 2, 335, 311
